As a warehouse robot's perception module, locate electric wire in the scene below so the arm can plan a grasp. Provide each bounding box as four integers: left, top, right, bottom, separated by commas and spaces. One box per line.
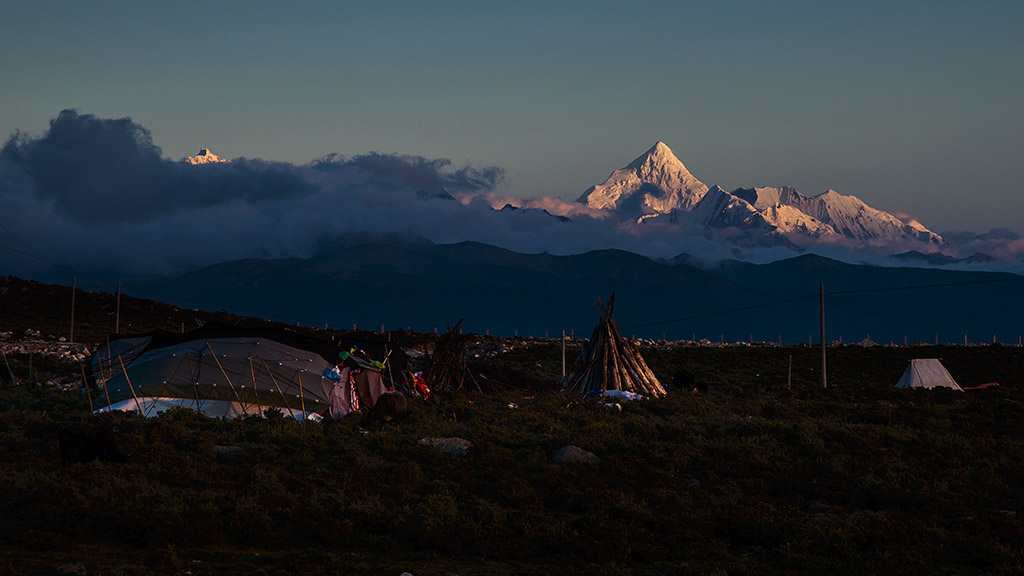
625, 274, 1024, 330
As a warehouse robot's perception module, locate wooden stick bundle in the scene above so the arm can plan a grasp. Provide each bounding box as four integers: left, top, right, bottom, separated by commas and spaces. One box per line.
562, 293, 665, 397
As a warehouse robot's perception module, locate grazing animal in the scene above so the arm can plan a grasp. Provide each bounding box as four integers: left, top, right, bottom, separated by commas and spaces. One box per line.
58, 425, 130, 466
359, 392, 408, 429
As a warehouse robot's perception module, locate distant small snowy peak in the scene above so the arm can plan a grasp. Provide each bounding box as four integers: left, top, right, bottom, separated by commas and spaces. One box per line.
184, 148, 229, 165
577, 141, 709, 214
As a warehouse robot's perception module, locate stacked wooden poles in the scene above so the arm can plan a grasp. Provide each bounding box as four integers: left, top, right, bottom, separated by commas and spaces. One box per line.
423, 319, 468, 393
562, 293, 665, 397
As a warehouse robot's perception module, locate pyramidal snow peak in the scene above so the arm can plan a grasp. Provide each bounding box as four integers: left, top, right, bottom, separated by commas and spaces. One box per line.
577, 141, 709, 213
575, 141, 945, 249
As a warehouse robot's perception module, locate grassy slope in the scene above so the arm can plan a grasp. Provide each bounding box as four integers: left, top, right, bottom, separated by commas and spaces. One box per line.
2, 276, 1023, 575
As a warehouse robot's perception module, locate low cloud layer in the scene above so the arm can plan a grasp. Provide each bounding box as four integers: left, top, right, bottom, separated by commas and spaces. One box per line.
0, 110, 513, 278
1, 110, 1021, 284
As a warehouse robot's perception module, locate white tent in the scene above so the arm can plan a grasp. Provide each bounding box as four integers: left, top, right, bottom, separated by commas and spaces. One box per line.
895, 359, 962, 391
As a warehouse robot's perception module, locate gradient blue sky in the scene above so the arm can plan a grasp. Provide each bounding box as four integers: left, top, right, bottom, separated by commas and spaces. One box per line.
2, 0, 1022, 233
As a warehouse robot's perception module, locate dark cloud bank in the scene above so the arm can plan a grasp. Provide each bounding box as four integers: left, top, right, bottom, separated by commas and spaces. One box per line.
1, 110, 1021, 284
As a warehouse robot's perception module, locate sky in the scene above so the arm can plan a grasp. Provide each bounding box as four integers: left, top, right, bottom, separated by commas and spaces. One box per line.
1, 1, 1023, 280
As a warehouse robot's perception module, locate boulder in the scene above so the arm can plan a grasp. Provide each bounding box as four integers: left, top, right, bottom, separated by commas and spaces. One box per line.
551, 445, 601, 464
55, 563, 87, 576
418, 437, 473, 457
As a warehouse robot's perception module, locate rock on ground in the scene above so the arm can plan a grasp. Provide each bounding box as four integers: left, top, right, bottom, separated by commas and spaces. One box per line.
418, 437, 473, 457
551, 445, 601, 464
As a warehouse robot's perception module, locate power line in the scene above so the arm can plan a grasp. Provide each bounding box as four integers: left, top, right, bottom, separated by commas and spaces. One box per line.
627, 294, 819, 329
624, 274, 1024, 330
828, 274, 1024, 296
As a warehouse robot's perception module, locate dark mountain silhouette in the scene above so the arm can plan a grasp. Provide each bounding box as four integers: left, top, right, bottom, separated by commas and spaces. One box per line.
126, 240, 1024, 344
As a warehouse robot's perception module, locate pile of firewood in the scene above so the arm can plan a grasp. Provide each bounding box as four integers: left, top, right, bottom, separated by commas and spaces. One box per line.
562, 293, 665, 397
423, 320, 469, 393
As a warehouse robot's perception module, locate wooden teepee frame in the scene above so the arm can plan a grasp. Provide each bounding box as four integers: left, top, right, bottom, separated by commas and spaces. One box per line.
423, 319, 475, 393
562, 293, 665, 397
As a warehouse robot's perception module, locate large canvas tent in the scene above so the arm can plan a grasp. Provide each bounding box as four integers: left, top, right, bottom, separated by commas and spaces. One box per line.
562, 293, 665, 397
895, 358, 962, 391
89, 323, 410, 419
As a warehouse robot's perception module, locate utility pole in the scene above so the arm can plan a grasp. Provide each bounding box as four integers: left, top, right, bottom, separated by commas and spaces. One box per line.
819, 282, 827, 389
70, 276, 76, 343
561, 330, 566, 379
115, 281, 121, 333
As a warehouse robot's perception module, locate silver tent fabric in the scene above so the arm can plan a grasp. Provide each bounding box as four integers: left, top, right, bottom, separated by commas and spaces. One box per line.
93, 336, 336, 419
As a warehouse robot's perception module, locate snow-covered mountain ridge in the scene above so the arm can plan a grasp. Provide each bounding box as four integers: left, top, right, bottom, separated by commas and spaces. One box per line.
577, 142, 945, 250
185, 148, 228, 165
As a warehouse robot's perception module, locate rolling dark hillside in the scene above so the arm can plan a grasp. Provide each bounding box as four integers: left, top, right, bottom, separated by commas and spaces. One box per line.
121, 241, 1024, 344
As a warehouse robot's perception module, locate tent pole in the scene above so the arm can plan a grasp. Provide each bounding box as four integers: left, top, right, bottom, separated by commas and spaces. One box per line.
261, 360, 295, 418
296, 370, 307, 419
186, 352, 202, 411
96, 352, 113, 411
249, 357, 263, 417
80, 361, 94, 412
118, 355, 145, 416
206, 342, 249, 417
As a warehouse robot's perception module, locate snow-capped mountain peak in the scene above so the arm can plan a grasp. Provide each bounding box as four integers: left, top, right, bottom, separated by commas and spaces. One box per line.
185, 148, 229, 165
575, 142, 945, 251
577, 142, 708, 213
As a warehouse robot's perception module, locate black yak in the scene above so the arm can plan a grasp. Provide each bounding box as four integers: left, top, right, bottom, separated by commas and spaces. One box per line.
359, 392, 408, 429
58, 425, 129, 466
